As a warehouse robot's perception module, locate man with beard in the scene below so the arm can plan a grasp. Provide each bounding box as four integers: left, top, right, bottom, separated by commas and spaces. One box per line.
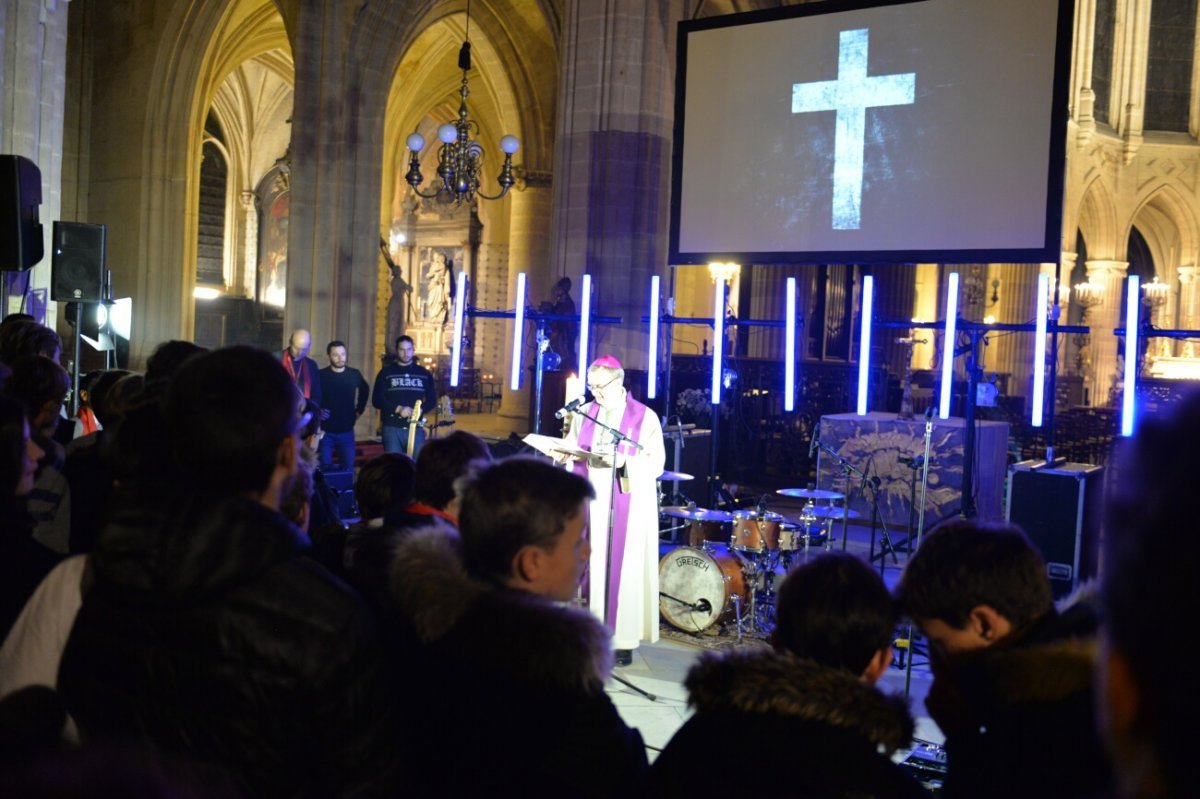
372, 335, 436, 456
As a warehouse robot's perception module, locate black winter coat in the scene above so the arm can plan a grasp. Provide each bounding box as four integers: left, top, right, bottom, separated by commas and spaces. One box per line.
645, 649, 928, 799
58, 487, 400, 799
388, 526, 648, 798
925, 602, 1111, 799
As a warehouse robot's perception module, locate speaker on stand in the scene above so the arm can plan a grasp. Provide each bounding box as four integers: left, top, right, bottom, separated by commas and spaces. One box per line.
51, 222, 107, 302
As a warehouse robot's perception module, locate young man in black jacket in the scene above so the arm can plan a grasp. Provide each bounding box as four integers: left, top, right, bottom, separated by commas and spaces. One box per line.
58, 346, 399, 799
896, 519, 1109, 799
317, 339, 369, 471
646, 552, 925, 799
372, 334, 436, 455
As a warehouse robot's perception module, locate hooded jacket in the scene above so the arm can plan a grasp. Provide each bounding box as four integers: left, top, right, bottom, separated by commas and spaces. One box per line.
58, 486, 399, 799
645, 648, 928, 799
388, 525, 647, 797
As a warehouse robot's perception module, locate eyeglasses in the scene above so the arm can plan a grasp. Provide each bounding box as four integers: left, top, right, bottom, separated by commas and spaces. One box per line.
588, 376, 621, 394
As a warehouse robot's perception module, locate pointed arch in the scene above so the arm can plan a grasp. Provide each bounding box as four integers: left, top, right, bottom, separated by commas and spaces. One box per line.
1075, 174, 1120, 261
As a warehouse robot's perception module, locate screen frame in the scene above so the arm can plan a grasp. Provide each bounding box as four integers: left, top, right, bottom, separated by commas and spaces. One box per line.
668, 0, 1075, 266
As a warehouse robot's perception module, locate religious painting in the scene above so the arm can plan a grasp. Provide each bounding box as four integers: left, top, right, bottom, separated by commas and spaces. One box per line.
257, 167, 290, 315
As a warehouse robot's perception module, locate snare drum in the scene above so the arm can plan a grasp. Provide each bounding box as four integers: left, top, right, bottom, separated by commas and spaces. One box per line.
658, 546, 746, 632
731, 510, 785, 552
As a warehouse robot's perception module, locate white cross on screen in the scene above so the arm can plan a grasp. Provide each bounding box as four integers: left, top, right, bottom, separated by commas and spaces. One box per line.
791, 28, 915, 230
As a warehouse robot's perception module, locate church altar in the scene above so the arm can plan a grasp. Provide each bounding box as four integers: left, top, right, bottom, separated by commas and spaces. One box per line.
815, 412, 1010, 531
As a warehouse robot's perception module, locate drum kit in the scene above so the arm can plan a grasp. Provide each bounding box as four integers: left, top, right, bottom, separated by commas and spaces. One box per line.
656, 474, 856, 638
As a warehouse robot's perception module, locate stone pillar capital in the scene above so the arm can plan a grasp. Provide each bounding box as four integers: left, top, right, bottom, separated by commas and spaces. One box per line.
1086, 259, 1129, 282
1177, 264, 1199, 284
240, 190, 258, 210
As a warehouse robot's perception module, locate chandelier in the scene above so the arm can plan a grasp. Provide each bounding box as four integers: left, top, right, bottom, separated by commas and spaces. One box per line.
707, 262, 741, 283
404, 0, 519, 204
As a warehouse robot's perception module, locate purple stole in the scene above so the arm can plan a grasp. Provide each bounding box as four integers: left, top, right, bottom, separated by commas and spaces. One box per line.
573, 397, 648, 630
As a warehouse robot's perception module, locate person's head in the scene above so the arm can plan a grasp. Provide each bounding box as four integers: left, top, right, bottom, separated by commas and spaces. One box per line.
395, 335, 415, 365
773, 552, 896, 683
326, 340, 347, 370
1101, 390, 1200, 798
456, 457, 594, 601
895, 519, 1052, 658
145, 340, 207, 383
0, 321, 62, 365
3, 356, 70, 433
77, 370, 105, 409
0, 394, 43, 504
166, 346, 302, 506
88, 370, 134, 428
587, 355, 626, 410
356, 453, 416, 521
553, 276, 572, 301
414, 431, 491, 515
287, 329, 312, 360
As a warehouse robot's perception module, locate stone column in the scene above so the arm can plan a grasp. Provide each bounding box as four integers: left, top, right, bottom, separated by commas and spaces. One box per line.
240, 190, 258, 299
548, 0, 685, 370
1, 0, 71, 326
1084, 259, 1129, 406
1178, 265, 1198, 358
498, 180, 554, 425
985, 263, 1044, 401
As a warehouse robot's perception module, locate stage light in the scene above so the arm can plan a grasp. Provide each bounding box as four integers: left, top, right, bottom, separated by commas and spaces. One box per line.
579, 273, 592, 370
785, 276, 797, 412
939, 272, 959, 419
648, 275, 660, 399
450, 269, 467, 388
1031, 273, 1049, 427
856, 275, 874, 415
712, 277, 725, 403
1122, 275, 1139, 437
510, 272, 526, 390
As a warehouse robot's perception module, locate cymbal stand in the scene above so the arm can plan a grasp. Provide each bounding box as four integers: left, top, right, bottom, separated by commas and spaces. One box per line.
815, 440, 864, 551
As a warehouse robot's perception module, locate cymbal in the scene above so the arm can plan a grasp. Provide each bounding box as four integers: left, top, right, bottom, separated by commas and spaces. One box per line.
661, 506, 734, 522
804, 506, 862, 520
777, 487, 846, 501
657, 470, 694, 482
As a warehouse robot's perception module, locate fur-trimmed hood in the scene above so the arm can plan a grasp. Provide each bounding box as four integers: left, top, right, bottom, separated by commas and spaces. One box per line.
389, 524, 614, 693
684, 649, 915, 754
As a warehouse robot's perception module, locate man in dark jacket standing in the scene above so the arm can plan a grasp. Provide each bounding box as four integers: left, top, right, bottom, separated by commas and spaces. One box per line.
646, 552, 925, 799
372, 334, 436, 455
58, 346, 399, 799
318, 339, 369, 471
896, 520, 1109, 799
389, 457, 647, 797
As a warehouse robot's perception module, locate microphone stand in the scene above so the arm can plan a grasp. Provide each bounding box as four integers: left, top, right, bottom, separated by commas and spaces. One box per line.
564, 404, 656, 702
905, 409, 937, 699
814, 440, 868, 552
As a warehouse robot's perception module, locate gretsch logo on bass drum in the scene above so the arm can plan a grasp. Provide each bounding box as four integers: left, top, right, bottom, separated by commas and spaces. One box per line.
674, 555, 709, 570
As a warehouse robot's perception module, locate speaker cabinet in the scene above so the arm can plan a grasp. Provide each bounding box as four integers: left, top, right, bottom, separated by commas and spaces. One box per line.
1006, 461, 1104, 599
52, 222, 107, 302
664, 427, 711, 505
0, 155, 44, 271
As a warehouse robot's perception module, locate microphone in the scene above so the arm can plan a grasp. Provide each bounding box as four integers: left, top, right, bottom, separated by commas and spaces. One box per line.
554, 398, 584, 419
756, 494, 768, 516
808, 420, 821, 458
925, 405, 936, 420
696, 598, 712, 613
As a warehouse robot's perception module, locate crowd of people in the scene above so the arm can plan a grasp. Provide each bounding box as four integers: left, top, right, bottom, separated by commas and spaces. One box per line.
0, 311, 1193, 798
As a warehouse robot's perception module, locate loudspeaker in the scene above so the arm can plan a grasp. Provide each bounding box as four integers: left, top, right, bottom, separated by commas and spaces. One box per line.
664, 427, 712, 505
1006, 461, 1104, 599
0, 154, 44, 271
52, 221, 107, 302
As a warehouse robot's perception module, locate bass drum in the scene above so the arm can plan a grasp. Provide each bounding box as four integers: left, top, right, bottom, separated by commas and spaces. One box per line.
658, 546, 746, 633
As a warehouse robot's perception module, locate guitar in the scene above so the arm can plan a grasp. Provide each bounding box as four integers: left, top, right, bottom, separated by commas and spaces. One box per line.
406, 399, 423, 456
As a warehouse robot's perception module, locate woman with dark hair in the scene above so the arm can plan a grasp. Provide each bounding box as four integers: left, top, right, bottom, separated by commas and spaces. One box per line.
0, 395, 58, 641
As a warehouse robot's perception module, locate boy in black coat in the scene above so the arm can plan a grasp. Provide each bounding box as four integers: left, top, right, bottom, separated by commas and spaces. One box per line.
646, 552, 926, 799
